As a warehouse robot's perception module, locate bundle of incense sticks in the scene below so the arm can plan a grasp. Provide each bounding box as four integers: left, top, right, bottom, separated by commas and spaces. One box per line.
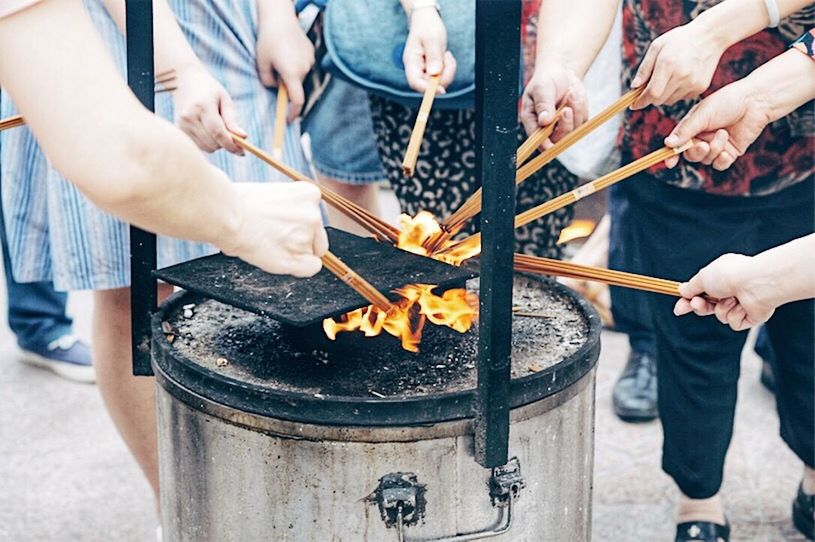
321, 251, 394, 311
439, 88, 645, 239
272, 84, 288, 160
515, 101, 569, 166
231, 135, 400, 244
513, 254, 712, 300
402, 74, 441, 177
440, 141, 693, 260
422, 103, 569, 253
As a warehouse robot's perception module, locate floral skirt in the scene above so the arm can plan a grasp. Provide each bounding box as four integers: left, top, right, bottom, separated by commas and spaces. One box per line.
368, 95, 577, 258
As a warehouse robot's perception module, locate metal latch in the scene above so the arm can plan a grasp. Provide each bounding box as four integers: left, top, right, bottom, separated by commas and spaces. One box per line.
489, 457, 525, 507
369, 473, 427, 528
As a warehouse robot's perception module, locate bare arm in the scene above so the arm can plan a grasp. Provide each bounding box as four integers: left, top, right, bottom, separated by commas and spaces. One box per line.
0, 0, 326, 276
535, 0, 620, 78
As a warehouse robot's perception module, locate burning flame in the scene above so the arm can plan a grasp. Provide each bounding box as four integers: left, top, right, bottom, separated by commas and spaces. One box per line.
323, 284, 478, 353
324, 211, 480, 352
397, 211, 444, 256
557, 219, 596, 245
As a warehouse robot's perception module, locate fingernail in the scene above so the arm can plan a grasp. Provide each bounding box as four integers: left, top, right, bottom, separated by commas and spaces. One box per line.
540, 109, 552, 123
631, 76, 642, 88
665, 134, 679, 146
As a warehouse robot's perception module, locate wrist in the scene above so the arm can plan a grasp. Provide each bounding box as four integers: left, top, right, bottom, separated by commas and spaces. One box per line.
217, 181, 248, 257
693, 0, 765, 52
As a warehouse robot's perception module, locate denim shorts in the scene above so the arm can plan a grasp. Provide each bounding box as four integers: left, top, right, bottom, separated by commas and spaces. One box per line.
302, 78, 385, 185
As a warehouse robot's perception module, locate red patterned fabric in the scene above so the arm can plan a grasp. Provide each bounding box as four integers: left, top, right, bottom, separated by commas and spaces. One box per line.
621, 1, 814, 196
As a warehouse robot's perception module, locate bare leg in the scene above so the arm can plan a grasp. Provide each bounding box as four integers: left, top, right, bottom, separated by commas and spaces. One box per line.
803, 466, 815, 494
316, 174, 380, 236
676, 493, 726, 525
92, 284, 173, 502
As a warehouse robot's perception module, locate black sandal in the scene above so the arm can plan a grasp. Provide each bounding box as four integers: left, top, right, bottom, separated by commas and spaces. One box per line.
792, 482, 814, 540
675, 520, 730, 542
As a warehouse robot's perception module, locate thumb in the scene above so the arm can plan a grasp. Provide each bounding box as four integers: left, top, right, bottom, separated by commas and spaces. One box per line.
678, 273, 706, 299
666, 103, 711, 147
219, 91, 246, 139
423, 38, 445, 77
631, 43, 659, 89
258, 58, 277, 88
533, 80, 557, 125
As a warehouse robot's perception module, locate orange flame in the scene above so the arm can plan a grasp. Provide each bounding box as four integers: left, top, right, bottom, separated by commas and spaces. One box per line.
397, 211, 444, 256
323, 284, 478, 352
557, 219, 597, 245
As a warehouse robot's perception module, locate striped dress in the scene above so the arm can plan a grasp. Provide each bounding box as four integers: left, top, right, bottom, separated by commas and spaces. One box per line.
0, 0, 311, 291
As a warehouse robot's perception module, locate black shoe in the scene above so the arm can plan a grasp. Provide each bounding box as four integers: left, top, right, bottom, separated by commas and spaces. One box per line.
675, 521, 730, 542
793, 482, 814, 540
612, 350, 658, 422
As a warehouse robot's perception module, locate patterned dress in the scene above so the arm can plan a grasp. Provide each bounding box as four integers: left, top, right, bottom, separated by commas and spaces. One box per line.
620, 1, 814, 196
0, 0, 311, 291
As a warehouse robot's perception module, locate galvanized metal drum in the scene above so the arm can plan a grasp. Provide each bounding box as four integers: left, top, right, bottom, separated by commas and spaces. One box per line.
152, 276, 601, 542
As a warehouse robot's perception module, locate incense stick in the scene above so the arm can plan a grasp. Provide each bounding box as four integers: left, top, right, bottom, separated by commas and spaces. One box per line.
440, 141, 693, 260
231, 135, 401, 244
513, 254, 719, 302
321, 251, 394, 311
402, 74, 441, 177
439, 88, 645, 237
273, 84, 288, 160
0, 114, 24, 132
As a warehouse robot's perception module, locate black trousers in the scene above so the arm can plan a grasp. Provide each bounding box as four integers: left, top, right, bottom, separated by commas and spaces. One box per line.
623, 177, 815, 499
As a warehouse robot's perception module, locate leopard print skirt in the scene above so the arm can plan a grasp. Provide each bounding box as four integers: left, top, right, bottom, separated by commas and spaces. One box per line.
368, 95, 577, 258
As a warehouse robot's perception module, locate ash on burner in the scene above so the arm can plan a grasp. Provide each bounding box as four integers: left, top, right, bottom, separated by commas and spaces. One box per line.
166, 276, 589, 398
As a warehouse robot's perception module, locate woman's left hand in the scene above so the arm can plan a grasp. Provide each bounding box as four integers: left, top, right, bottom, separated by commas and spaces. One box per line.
172, 64, 246, 154
631, 20, 727, 110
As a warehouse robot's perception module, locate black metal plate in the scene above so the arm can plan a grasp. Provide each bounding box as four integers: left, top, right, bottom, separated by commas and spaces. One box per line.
154, 228, 478, 326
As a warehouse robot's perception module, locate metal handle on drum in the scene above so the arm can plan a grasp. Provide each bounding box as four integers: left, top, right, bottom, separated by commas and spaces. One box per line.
395, 492, 515, 542
384, 458, 525, 542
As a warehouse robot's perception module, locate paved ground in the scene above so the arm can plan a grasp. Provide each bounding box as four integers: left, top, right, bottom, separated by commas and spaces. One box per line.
0, 195, 807, 541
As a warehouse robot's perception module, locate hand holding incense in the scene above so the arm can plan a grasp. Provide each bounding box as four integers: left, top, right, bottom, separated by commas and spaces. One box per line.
402, 74, 441, 177
231, 134, 400, 244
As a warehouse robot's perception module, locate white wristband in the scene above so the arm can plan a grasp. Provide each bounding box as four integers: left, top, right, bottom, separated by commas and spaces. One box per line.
763, 0, 780, 28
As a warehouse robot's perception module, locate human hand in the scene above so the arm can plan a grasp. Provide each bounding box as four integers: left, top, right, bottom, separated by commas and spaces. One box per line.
256, 2, 315, 121
521, 63, 587, 149
221, 182, 328, 278
673, 253, 778, 331
173, 64, 246, 154
630, 21, 727, 110
662, 81, 772, 169
403, 8, 457, 93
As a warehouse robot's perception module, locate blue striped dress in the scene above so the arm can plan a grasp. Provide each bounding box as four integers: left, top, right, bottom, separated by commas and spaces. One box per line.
0, 0, 311, 291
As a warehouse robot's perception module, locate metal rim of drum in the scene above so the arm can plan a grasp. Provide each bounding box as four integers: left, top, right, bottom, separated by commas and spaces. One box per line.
151, 275, 602, 427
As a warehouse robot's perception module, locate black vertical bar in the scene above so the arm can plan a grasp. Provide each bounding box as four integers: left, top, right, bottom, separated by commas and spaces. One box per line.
126, 0, 157, 376
474, 0, 522, 468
